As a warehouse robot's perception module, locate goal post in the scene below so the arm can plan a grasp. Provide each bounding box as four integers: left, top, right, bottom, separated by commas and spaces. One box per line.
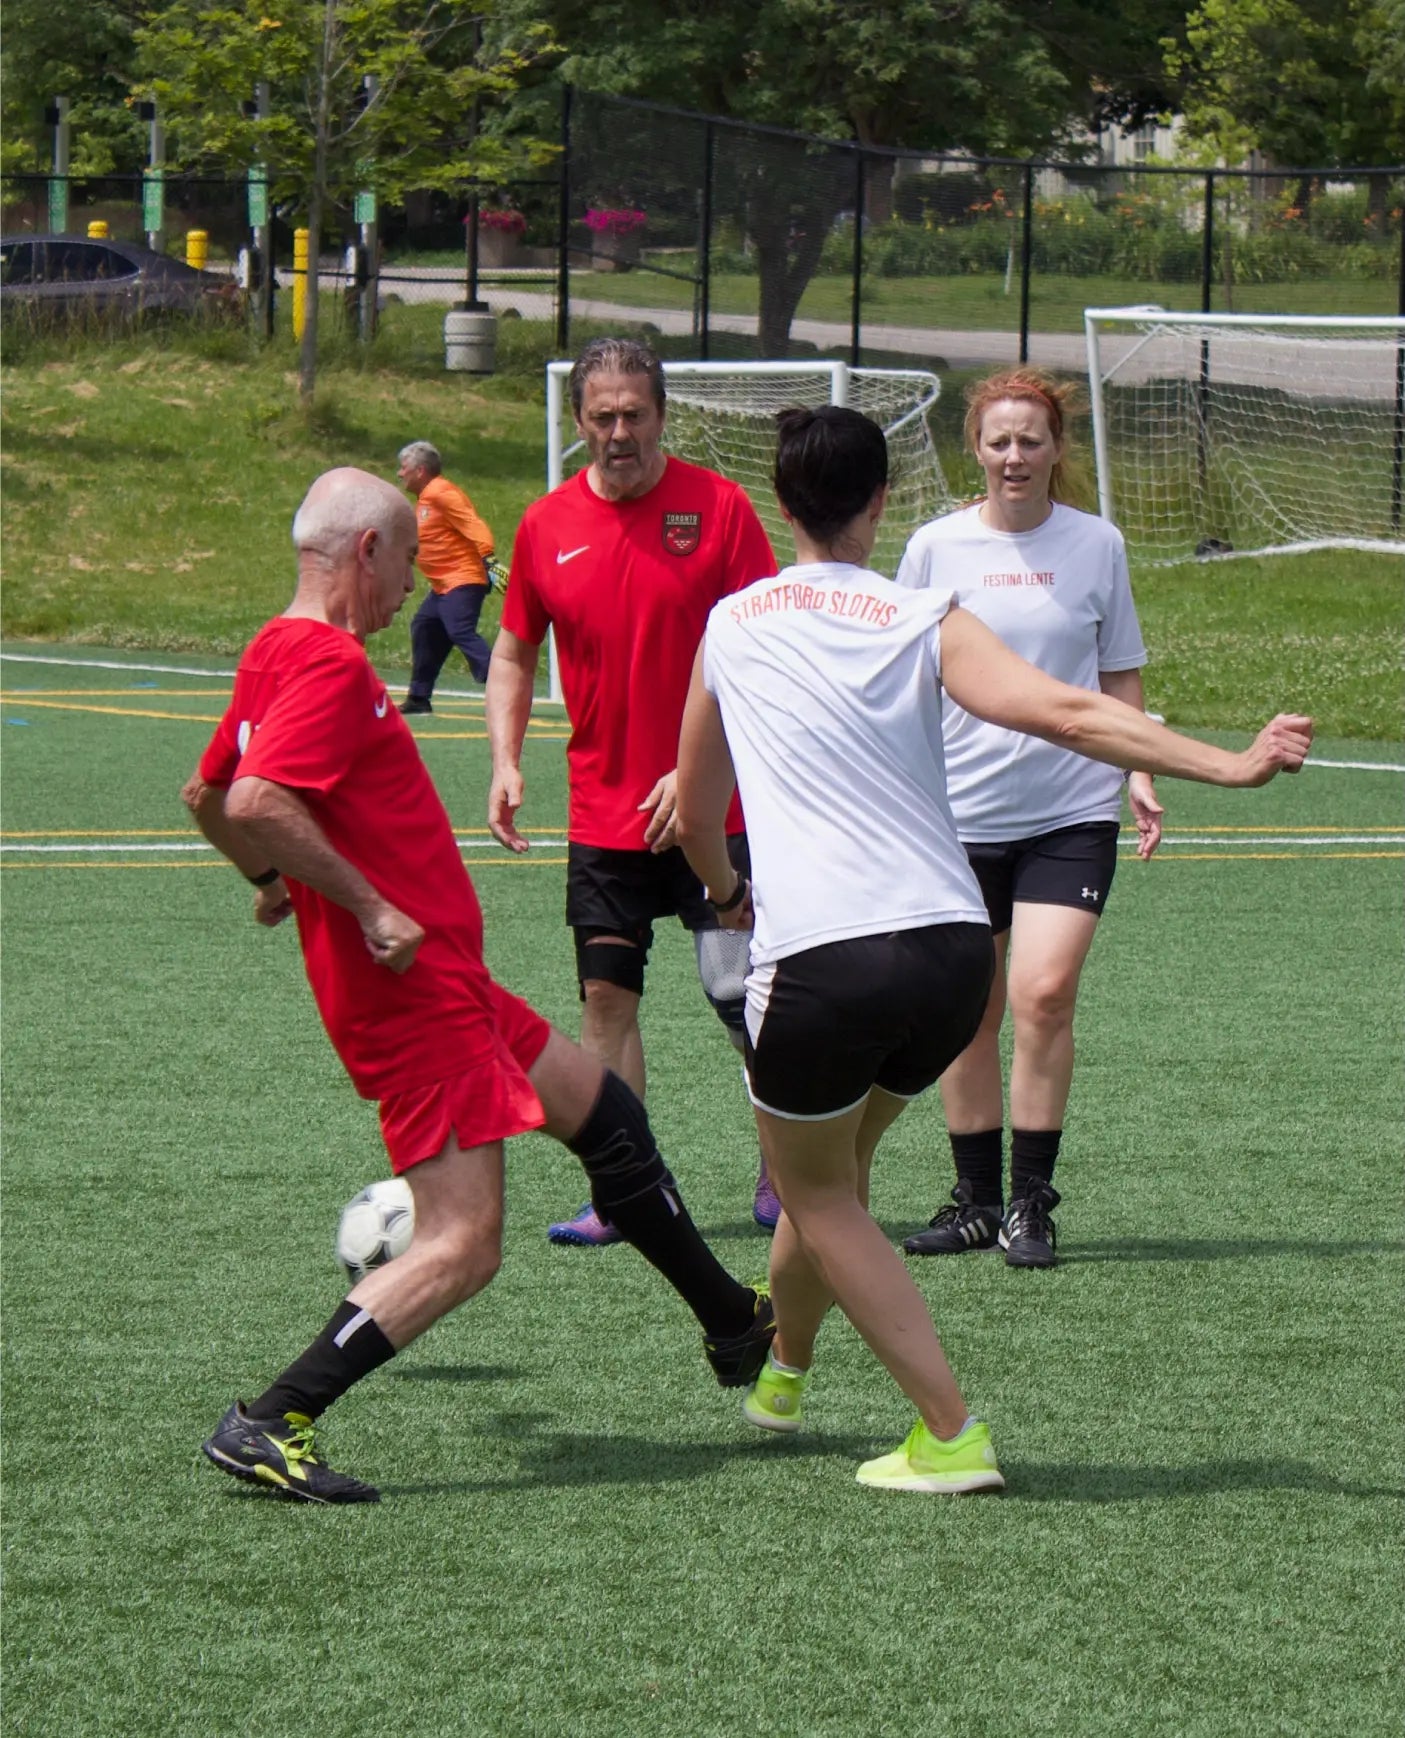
1084, 307, 1405, 566
542, 359, 955, 700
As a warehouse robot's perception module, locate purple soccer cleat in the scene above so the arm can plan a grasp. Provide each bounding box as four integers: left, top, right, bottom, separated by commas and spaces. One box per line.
752, 1167, 781, 1232
547, 1202, 622, 1247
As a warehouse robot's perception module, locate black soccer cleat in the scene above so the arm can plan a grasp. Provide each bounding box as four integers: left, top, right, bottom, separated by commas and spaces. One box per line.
999, 1182, 1060, 1269
703, 1287, 776, 1388
903, 1184, 1002, 1257
201, 1402, 380, 1504
398, 697, 433, 716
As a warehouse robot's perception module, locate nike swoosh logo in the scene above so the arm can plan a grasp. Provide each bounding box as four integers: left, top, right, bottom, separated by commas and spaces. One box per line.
374, 692, 388, 718
556, 545, 590, 565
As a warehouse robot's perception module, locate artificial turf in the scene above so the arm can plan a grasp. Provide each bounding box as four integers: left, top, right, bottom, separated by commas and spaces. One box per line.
1, 658, 1400, 1736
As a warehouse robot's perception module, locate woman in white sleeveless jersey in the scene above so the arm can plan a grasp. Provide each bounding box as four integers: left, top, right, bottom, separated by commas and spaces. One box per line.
898, 368, 1159, 1270
675, 406, 1310, 1494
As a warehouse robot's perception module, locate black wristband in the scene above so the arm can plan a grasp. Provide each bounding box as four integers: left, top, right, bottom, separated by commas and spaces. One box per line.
247, 866, 282, 887
708, 875, 748, 914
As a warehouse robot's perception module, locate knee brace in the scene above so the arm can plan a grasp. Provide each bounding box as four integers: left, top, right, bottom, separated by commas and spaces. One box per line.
694, 925, 749, 1040
564, 1070, 670, 1212
574, 931, 647, 999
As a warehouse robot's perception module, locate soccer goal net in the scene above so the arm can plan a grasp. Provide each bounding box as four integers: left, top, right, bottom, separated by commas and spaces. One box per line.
1084, 308, 1405, 566
545, 359, 954, 580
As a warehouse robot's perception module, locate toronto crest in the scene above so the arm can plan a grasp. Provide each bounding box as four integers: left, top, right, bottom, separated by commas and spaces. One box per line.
662, 512, 701, 556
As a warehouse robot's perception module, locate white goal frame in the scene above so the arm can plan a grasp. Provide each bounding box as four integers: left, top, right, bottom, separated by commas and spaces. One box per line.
1084, 307, 1405, 565
541, 358, 952, 700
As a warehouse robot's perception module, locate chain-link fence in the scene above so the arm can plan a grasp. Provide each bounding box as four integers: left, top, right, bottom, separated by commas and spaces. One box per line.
5, 91, 1402, 376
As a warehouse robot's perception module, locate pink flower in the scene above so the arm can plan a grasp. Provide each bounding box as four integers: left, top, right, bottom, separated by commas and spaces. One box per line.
472, 209, 527, 234
584, 208, 647, 236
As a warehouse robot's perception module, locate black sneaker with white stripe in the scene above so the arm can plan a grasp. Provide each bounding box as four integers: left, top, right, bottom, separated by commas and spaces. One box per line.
999, 1181, 1060, 1268
903, 1184, 1002, 1257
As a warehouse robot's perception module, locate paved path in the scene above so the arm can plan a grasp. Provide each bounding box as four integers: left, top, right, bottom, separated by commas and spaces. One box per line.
365, 265, 1399, 396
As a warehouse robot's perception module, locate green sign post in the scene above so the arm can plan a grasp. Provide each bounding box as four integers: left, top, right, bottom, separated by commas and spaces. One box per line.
353, 189, 377, 226
48, 178, 68, 233
247, 166, 268, 228
142, 168, 165, 235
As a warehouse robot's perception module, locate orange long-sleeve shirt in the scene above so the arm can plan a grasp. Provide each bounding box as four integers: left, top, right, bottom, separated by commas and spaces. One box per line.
414, 475, 495, 592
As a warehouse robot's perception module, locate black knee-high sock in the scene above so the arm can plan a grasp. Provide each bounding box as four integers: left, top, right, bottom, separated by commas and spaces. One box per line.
1010, 1127, 1062, 1197
567, 1072, 755, 1339
250, 1299, 396, 1422
950, 1127, 1004, 1209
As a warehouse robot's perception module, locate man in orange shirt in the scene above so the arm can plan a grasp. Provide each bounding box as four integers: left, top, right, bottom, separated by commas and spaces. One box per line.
396, 441, 496, 714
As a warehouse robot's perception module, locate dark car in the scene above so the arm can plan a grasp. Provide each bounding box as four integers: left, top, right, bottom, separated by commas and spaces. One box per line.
0, 234, 242, 325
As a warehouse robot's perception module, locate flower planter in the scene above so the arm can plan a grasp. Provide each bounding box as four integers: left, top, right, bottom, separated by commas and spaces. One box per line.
589, 232, 641, 272
477, 229, 523, 270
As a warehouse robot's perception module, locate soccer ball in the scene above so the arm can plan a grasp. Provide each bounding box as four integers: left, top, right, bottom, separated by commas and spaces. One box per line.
335, 1177, 415, 1283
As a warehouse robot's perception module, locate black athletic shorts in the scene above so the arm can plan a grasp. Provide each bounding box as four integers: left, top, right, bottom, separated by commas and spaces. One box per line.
566, 834, 750, 962
743, 923, 994, 1120
964, 821, 1120, 935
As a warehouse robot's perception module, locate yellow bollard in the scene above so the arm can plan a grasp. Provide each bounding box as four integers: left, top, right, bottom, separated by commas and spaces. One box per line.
293, 228, 309, 340
185, 229, 208, 270
87, 220, 110, 240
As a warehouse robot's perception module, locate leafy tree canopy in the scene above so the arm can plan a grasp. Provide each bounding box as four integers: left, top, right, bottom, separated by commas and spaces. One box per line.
1166, 0, 1405, 166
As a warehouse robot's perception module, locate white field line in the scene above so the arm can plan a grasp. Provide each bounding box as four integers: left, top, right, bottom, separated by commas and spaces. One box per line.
2, 834, 1400, 857
0, 651, 567, 707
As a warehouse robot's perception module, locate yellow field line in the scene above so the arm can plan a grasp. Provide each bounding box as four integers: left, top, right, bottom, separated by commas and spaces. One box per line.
1, 688, 233, 698
3, 698, 226, 723
0, 855, 571, 870
3, 696, 567, 737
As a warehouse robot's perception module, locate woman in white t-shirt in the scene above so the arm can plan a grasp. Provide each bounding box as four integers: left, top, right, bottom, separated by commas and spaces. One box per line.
897, 368, 1162, 1270
676, 406, 1310, 1494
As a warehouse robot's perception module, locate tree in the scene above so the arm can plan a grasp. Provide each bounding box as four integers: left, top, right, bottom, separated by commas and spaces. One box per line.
492, 0, 1186, 351
135, 0, 556, 401
0, 0, 146, 175
1166, 0, 1405, 170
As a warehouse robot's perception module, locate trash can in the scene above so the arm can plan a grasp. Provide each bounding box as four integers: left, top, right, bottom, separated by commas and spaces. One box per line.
444, 308, 497, 375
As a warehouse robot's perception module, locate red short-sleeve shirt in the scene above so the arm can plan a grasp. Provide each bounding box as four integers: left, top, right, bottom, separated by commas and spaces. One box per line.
200, 617, 514, 1101
502, 458, 775, 848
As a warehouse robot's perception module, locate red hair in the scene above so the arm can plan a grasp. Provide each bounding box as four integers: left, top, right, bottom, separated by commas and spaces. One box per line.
963, 368, 1084, 505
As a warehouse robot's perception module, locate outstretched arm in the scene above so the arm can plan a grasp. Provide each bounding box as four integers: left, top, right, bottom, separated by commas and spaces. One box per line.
941, 608, 1312, 787
485, 627, 540, 853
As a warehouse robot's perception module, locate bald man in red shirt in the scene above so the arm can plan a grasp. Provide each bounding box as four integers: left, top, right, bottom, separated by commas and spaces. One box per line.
185, 467, 773, 1503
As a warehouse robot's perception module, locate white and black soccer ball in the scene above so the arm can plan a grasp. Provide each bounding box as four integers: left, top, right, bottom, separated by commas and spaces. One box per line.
335, 1177, 415, 1283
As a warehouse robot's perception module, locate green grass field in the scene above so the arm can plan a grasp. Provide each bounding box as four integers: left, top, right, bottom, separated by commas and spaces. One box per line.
2, 325, 1403, 1733
2, 343, 1401, 736
1, 656, 1401, 1736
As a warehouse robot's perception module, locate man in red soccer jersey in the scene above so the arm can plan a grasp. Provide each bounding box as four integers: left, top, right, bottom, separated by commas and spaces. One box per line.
487, 338, 782, 1247
185, 467, 773, 1504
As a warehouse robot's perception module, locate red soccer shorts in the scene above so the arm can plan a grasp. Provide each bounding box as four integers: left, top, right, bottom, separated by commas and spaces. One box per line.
377, 981, 553, 1172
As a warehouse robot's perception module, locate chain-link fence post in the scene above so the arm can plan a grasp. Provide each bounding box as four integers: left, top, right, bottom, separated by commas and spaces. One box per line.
556, 85, 572, 353
850, 149, 864, 366
1019, 161, 1033, 363
698, 120, 714, 359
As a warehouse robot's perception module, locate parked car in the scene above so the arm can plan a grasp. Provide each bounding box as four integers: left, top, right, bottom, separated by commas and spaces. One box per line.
0, 235, 243, 325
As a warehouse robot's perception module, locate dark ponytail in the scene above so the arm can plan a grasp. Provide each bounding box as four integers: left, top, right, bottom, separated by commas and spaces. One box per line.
773, 406, 888, 549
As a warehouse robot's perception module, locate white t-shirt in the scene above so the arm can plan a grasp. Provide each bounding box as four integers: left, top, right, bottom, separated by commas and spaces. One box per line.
896, 502, 1147, 841
701, 562, 990, 967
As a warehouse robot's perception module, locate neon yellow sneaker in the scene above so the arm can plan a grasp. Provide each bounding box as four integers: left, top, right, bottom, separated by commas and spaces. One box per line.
855, 1418, 1004, 1494
741, 1352, 808, 1433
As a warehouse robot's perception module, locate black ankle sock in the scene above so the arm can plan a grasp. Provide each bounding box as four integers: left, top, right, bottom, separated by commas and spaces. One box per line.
950, 1127, 1003, 1208
1010, 1127, 1061, 1197
250, 1299, 396, 1422
567, 1072, 754, 1339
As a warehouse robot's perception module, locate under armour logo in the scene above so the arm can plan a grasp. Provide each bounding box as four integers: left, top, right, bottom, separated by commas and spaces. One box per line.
1082, 887, 1100, 901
